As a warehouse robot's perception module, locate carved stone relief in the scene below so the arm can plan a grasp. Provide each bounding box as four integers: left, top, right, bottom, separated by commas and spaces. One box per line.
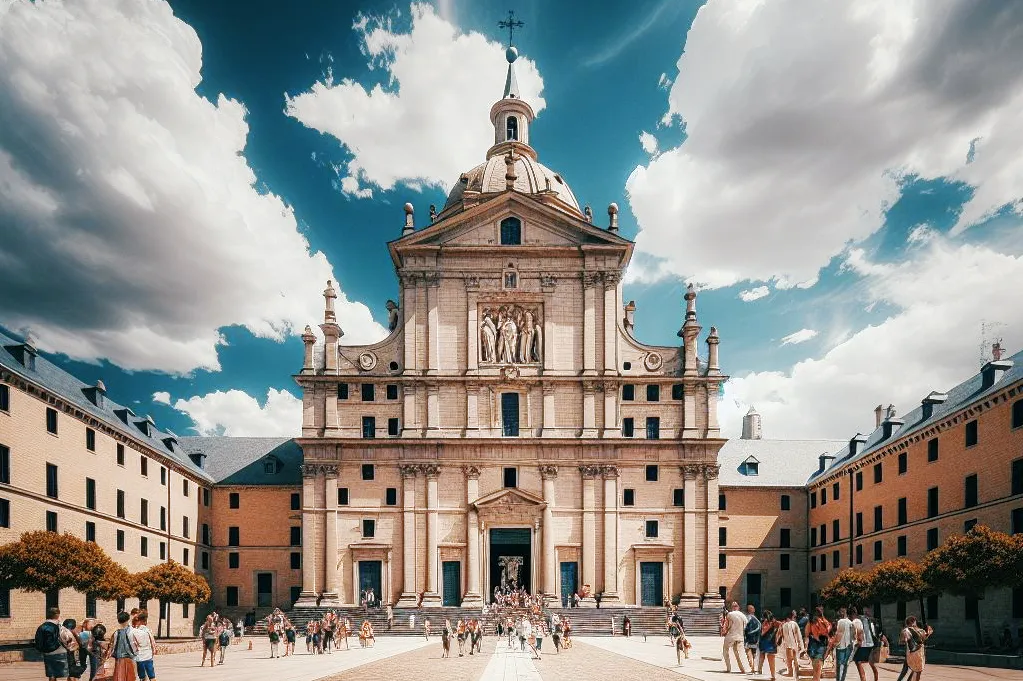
479, 303, 543, 364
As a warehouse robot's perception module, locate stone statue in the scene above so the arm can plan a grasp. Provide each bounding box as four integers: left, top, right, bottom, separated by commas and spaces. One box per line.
480, 308, 498, 363
529, 313, 543, 362
497, 307, 519, 364
386, 300, 399, 331
498, 555, 523, 589
517, 311, 535, 363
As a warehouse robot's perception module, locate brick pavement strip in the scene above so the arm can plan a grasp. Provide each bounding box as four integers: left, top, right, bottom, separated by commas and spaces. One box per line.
538, 640, 702, 681
320, 636, 494, 681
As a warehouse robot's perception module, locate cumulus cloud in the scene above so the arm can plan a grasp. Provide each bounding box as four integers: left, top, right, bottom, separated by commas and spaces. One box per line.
639, 132, 659, 155
780, 329, 818, 346
170, 388, 302, 437
739, 285, 769, 302
719, 234, 1023, 439
626, 0, 1023, 288
285, 3, 545, 198
152, 391, 172, 405
0, 0, 384, 374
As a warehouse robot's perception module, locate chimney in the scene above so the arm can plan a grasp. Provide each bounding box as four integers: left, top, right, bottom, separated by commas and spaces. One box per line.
402, 202, 415, 235
188, 451, 207, 469
981, 359, 1014, 390
874, 405, 884, 428
607, 203, 619, 233
742, 406, 762, 440
992, 341, 1003, 361
623, 300, 636, 332
848, 433, 868, 458
818, 454, 836, 473
82, 380, 107, 408
921, 391, 948, 420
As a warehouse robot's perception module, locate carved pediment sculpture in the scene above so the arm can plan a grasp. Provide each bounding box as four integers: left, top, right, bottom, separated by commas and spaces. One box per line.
480, 303, 543, 365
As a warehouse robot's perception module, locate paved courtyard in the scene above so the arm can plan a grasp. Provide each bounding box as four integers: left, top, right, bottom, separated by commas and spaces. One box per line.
2, 635, 1023, 681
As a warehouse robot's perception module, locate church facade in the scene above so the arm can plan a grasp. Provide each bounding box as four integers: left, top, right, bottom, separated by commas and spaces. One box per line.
292, 49, 727, 610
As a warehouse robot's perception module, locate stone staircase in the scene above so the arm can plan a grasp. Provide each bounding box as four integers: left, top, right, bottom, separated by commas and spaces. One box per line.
546, 607, 720, 637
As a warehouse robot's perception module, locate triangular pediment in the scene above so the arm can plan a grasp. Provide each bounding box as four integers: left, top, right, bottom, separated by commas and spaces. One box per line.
472, 486, 547, 511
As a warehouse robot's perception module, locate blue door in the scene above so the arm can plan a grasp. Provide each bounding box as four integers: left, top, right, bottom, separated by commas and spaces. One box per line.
640, 562, 663, 607
358, 561, 382, 600
442, 561, 461, 606
560, 562, 578, 607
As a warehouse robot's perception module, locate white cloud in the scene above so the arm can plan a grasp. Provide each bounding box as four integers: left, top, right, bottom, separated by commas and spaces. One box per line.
639, 131, 659, 155
780, 329, 818, 346
152, 391, 172, 405
0, 0, 384, 374
739, 285, 769, 302
285, 3, 545, 198
719, 235, 1023, 439
170, 388, 302, 437
626, 0, 1023, 289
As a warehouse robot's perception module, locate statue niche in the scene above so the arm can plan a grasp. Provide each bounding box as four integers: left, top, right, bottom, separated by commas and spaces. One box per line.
480, 303, 542, 364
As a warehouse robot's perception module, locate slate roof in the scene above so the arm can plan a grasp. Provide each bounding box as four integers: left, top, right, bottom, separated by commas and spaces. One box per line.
718, 438, 846, 488
809, 348, 1023, 484
0, 330, 213, 483
178, 436, 303, 485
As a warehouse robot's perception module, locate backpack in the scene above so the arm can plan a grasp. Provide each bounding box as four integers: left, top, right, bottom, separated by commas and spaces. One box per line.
34, 622, 62, 654
218, 630, 230, 646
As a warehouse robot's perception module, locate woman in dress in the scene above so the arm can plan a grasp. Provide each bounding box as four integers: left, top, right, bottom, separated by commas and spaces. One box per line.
359, 620, 375, 648
897, 617, 933, 681
103, 612, 137, 681
758, 610, 780, 680
803, 607, 832, 681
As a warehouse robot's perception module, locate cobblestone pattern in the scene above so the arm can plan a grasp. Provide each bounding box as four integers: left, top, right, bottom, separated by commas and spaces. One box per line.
321, 635, 493, 681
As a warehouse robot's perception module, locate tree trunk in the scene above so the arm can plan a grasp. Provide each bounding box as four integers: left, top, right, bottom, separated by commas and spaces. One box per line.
973, 599, 983, 648
918, 597, 927, 628
167, 600, 173, 639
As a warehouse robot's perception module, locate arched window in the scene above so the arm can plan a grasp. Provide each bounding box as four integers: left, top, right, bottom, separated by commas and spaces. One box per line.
506, 115, 518, 141
500, 217, 521, 245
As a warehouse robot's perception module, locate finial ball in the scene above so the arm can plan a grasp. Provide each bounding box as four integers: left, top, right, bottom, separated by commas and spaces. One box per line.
506, 46, 518, 63
403, 202, 414, 215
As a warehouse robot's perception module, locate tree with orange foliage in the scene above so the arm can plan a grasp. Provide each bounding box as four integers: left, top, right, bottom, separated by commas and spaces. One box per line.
136, 560, 211, 638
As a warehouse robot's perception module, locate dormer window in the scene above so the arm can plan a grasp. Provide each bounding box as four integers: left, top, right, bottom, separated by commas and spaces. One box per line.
506, 115, 518, 141
500, 217, 521, 245
740, 456, 760, 476
263, 456, 281, 475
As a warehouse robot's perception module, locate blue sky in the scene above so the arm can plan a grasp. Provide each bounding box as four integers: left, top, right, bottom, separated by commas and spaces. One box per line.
1, 0, 1022, 440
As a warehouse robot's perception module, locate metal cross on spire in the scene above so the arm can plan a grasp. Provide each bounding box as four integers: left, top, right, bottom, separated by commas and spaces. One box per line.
498, 10, 525, 48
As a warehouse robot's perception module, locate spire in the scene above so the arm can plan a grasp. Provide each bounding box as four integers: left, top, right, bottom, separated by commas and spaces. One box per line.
503, 46, 520, 99
489, 11, 534, 156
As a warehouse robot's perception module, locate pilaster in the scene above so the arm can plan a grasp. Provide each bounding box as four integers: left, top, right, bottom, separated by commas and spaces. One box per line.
602, 271, 620, 374
581, 381, 597, 438
295, 465, 320, 607
678, 464, 701, 608
539, 465, 558, 603
461, 465, 484, 607
425, 272, 441, 373
601, 464, 621, 604
541, 383, 556, 437
422, 464, 442, 606
579, 464, 599, 607
582, 272, 598, 375
321, 466, 341, 605
703, 463, 724, 609
395, 464, 419, 608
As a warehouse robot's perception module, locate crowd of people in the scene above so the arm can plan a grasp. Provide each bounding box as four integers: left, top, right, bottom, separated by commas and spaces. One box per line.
35, 606, 160, 681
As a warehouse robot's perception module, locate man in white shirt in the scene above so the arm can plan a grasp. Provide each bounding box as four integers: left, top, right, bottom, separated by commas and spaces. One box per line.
722, 601, 749, 673
834, 608, 855, 681
851, 607, 878, 681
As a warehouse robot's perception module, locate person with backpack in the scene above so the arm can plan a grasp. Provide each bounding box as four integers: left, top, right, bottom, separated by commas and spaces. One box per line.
36, 606, 78, 681
217, 620, 231, 665
130, 612, 157, 681
89, 625, 108, 681
101, 612, 138, 681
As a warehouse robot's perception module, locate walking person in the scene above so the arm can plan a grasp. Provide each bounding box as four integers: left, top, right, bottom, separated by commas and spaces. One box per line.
103, 612, 138, 681
456, 619, 467, 657
517, 616, 528, 652
36, 607, 78, 681
803, 607, 832, 681
744, 604, 762, 672
89, 625, 108, 681
535, 620, 546, 655
441, 619, 452, 659
284, 623, 296, 656
757, 610, 780, 680
896, 617, 932, 681
852, 607, 880, 681
386, 604, 394, 630
833, 608, 855, 681
623, 615, 632, 638
131, 612, 157, 681
551, 620, 563, 654
523, 618, 540, 660
780, 610, 803, 677
216, 620, 231, 665
268, 624, 281, 659
424, 619, 431, 641
722, 602, 749, 673
409, 612, 416, 632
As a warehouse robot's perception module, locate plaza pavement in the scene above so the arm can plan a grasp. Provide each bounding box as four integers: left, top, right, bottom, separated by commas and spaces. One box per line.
2, 634, 1023, 681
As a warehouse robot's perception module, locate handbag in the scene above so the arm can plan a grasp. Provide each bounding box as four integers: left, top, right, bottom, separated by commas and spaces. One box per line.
878, 642, 890, 663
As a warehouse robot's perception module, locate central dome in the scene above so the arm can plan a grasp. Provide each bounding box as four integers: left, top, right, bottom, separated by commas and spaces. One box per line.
442, 153, 581, 216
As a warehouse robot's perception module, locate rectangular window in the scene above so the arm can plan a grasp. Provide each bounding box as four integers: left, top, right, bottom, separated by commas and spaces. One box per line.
646, 417, 660, 439
645, 520, 659, 538
821, 488, 827, 505
116, 530, 124, 552
1014, 588, 1023, 619
229, 492, 239, 509
832, 482, 840, 500
965, 596, 979, 621
671, 384, 684, 400
622, 385, 635, 401
897, 601, 906, 621
623, 488, 635, 506
965, 419, 978, 447
46, 407, 58, 434
898, 452, 907, 475
928, 438, 939, 462
501, 392, 520, 436
833, 549, 840, 568
926, 527, 939, 551
874, 505, 883, 532
855, 471, 863, 491
362, 416, 376, 439
201, 551, 209, 570
85, 521, 95, 542
338, 488, 350, 505
781, 494, 791, 511
645, 465, 658, 482
781, 553, 791, 570
140, 499, 148, 526
85, 594, 97, 619
897, 535, 907, 556
338, 384, 349, 400
361, 384, 375, 402
116, 489, 125, 518
116, 443, 125, 466
780, 528, 791, 548
140, 537, 148, 557
140, 456, 148, 477
183, 479, 189, 497
927, 487, 938, 518
820, 524, 827, 545
673, 489, 684, 507
201, 523, 210, 545
718, 553, 727, 569
290, 552, 301, 570
85, 478, 96, 510
386, 384, 398, 400
362, 464, 374, 481
964, 518, 978, 532
855, 513, 863, 537
0, 384, 8, 411
622, 418, 634, 438
719, 527, 728, 546
927, 595, 939, 620
873, 540, 882, 561
810, 556, 817, 572
719, 494, 727, 511
182, 516, 190, 538
898, 497, 907, 525
0, 498, 7, 528
855, 544, 863, 564
160, 467, 166, 485
503, 467, 517, 488
965, 474, 978, 508
228, 553, 239, 569
1011, 507, 1023, 535
291, 493, 301, 510
821, 553, 827, 571
810, 491, 817, 509
86, 428, 96, 452
160, 507, 166, 531
226, 587, 238, 607
46, 511, 57, 533
290, 526, 301, 546
228, 526, 239, 546
873, 463, 883, 484
46, 463, 58, 498
780, 588, 792, 609
385, 488, 397, 506
387, 418, 400, 436
0, 445, 8, 483
646, 385, 660, 402
1012, 459, 1023, 496
363, 519, 375, 538
811, 527, 817, 547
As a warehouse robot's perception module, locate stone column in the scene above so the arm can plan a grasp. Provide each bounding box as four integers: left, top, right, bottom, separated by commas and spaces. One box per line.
425, 272, 441, 373
466, 280, 479, 372
667, 550, 675, 604
426, 384, 440, 432
601, 380, 618, 438
400, 273, 418, 373
602, 272, 620, 374
295, 465, 320, 607
541, 276, 556, 370
466, 382, 480, 436
679, 464, 701, 607
321, 466, 341, 605
539, 465, 558, 603
582, 273, 598, 375
324, 389, 340, 437
703, 464, 724, 607
680, 284, 702, 439
461, 466, 483, 606
581, 382, 597, 438
395, 465, 419, 607
401, 384, 418, 438
422, 464, 442, 606
580, 465, 599, 607
541, 383, 556, 438
601, 465, 621, 603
